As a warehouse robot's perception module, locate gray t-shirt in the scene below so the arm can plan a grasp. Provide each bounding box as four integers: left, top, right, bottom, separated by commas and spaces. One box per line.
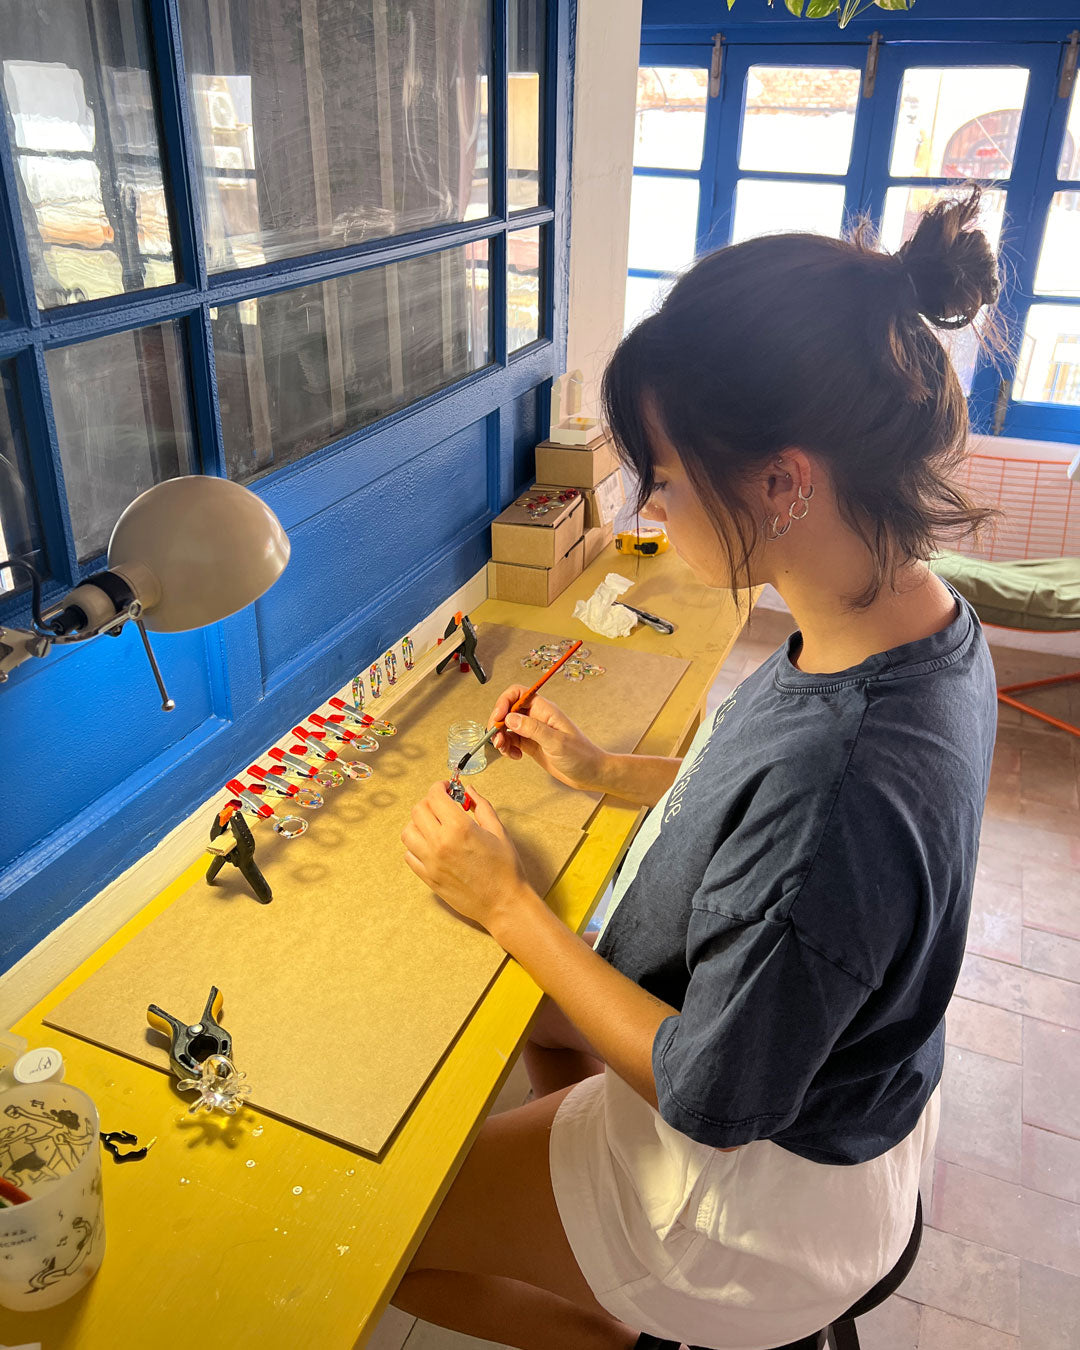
596, 590, 996, 1165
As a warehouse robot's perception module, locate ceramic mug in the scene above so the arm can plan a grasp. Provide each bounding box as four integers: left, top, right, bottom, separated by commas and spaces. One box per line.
0, 1082, 105, 1311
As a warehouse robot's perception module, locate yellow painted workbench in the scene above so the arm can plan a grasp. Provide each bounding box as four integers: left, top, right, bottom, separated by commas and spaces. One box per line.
0, 545, 749, 1350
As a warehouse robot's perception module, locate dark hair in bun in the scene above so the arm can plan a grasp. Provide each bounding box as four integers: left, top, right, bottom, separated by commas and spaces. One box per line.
602, 188, 1000, 607
895, 188, 1001, 330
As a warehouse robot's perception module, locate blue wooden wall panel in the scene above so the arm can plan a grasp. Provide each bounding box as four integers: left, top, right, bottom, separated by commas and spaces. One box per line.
254, 418, 490, 675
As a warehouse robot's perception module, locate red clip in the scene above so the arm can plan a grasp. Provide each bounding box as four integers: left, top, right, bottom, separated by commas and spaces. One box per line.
248, 764, 297, 794
310, 713, 356, 741
292, 727, 339, 760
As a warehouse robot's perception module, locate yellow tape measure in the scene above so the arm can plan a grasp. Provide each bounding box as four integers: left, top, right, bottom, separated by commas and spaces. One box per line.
615, 528, 669, 557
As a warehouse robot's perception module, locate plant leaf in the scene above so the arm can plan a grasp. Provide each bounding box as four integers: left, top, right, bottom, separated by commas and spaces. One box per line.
784, 0, 806, 15
727, 0, 736, 9
874, 0, 913, 9
805, 0, 841, 17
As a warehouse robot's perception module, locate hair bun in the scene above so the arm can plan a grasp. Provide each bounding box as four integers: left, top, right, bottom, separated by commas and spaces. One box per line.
895, 188, 1000, 330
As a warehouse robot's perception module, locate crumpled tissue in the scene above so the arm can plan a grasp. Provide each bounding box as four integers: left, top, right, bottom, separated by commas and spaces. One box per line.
572, 572, 637, 638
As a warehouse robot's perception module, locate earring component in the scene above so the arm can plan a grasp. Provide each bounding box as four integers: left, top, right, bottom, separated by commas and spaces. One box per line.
309, 712, 379, 752
328, 697, 398, 736
369, 663, 382, 698
788, 482, 814, 523
402, 635, 415, 670
225, 779, 276, 820
384, 650, 397, 685
351, 676, 365, 711
248, 765, 323, 808
291, 729, 371, 781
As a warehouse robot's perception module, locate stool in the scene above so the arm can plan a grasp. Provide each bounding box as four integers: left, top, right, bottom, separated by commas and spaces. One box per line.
635, 1194, 922, 1350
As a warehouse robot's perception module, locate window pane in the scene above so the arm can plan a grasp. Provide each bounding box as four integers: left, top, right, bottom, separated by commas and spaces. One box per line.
1033, 192, 1080, 298
0, 363, 43, 594
46, 323, 196, 561
2, 0, 176, 308
1014, 304, 1080, 406
624, 274, 671, 335
731, 179, 846, 244
880, 186, 1006, 254
628, 176, 698, 272
180, 0, 491, 273
1059, 82, 1080, 180
509, 0, 545, 210
740, 65, 860, 175
890, 67, 1029, 180
508, 226, 542, 352
634, 67, 707, 171
213, 241, 491, 483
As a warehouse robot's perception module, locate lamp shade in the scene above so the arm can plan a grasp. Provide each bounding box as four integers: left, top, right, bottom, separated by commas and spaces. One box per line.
107, 476, 290, 633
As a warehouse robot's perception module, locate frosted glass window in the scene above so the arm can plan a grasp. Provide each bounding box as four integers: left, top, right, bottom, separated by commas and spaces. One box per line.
628, 176, 699, 273
623, 274, 672, 335
509, 0, 545, 211
634, 67, 708, 171
731, 179, 846, 244
2, 0, 176, 308
1033, 193, 1080, 298
46, 323, 196, 560
740, 66, 860, 175
213, 241, 491, 483
1059, 82, 1080, 180
1014, 305, 1080, 406
508, 226, 542, 352
890, 67, 1029, 179
180, 0, 491, 271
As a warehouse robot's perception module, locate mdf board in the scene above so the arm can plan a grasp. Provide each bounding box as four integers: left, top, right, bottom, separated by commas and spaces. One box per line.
48, 625, 689, 1156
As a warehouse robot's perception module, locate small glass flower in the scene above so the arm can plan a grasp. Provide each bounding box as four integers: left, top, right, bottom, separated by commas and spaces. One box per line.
176, 1055, 253, 1116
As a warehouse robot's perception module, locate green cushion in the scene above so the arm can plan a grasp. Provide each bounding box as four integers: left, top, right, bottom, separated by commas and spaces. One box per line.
932, 551, 1080, 632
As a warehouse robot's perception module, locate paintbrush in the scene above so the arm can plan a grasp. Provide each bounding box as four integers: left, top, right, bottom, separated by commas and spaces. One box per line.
452, 639, 584, 779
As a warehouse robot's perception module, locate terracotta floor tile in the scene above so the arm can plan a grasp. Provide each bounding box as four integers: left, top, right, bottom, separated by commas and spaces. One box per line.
917, 1306, 1018, 1350
901, 1225, 1019, 1333
1022, 860, 1080, 940
856, 1294, 921, 1350
1021, 928, 1080, 983
930, 1161, 1080, 1278
967, 878, 1024, 964
937, 1046, 1022, 1183
1019, 1261, 1080, 1350
1020, 748, 1079, 812
1022, 1019, 1080, 1139
1016, 799, 1080, 840
946, 996, 1023, 1064
992, 742, 1022, 777
956, 954, 1080, 1029
977, 845, 1024, 890
1021, 1125, 1080, 1205
982, 817, 1074, 868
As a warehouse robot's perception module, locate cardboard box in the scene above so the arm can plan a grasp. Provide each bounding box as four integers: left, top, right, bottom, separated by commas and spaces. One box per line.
582, 521, 614, 568
491, 490, 585, 568
582, 470, 625, 529
535, 434, 619, 489
489, 538, 585, 607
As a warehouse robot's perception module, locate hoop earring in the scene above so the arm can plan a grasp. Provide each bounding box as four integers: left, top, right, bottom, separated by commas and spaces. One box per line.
788, 483, 814, 522
766, 513, 791, 540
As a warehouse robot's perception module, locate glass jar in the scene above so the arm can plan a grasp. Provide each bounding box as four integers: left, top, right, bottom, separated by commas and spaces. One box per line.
447, 720, 487, 775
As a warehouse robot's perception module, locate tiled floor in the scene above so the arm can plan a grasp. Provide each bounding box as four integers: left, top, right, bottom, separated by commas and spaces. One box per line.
369, 601, 1080, 1350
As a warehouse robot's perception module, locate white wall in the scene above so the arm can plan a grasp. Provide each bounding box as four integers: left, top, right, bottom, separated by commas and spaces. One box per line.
564, 0, 643, 420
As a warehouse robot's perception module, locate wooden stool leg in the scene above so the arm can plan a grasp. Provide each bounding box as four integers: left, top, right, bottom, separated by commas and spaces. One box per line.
826, 1317, 861, 1350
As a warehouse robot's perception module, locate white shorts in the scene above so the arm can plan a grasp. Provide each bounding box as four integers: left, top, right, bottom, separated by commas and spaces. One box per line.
549, 1069, 939, 1350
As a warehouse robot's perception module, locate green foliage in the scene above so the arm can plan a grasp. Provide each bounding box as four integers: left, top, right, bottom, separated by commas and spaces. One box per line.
757, 0, 912, 19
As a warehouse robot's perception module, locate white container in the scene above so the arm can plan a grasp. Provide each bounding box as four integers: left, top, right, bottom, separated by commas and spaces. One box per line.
0, 1083, 105, 1310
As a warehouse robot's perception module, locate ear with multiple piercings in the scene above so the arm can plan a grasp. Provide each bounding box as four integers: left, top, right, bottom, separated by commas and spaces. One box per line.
765, 461, 814, 541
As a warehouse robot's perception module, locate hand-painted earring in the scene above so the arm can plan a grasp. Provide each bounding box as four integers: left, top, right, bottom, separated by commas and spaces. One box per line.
402, 635, 415, 670
788, 483, 814, 523
352, 676, 365, 711
369, 662, 382, 698
384, 650, 398, 685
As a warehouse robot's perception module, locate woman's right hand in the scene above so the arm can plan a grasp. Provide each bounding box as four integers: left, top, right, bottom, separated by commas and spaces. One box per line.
489, 686, 608, 792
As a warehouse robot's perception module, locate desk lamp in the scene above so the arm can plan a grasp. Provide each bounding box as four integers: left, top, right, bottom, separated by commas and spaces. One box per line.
0, 476, 289, 709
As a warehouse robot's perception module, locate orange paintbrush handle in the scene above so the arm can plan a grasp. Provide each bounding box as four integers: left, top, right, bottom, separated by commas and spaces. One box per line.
499, 640, 584, 730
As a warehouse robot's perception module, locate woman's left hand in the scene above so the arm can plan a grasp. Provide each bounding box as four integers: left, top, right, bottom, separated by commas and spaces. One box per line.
401, 782, 531, 935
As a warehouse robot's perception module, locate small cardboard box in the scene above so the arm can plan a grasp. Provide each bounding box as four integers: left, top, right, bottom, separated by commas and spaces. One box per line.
582, 470, 626, 529
535, 433, 619, 489
490, 538, 585, 607
582, 521, 614, 568
547, 416, 602, 446
491, 490, 585, 568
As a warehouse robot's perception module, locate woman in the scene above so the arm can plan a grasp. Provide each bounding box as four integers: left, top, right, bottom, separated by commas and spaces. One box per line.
394, 192, 999, 1350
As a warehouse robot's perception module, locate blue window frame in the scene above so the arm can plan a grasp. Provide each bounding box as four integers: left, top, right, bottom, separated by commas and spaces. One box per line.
0, 0, 573, 974
633, 9, 1080, 445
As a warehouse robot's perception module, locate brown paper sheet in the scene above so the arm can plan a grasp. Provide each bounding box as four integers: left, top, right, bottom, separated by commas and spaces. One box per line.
48, 625, 689, 1155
